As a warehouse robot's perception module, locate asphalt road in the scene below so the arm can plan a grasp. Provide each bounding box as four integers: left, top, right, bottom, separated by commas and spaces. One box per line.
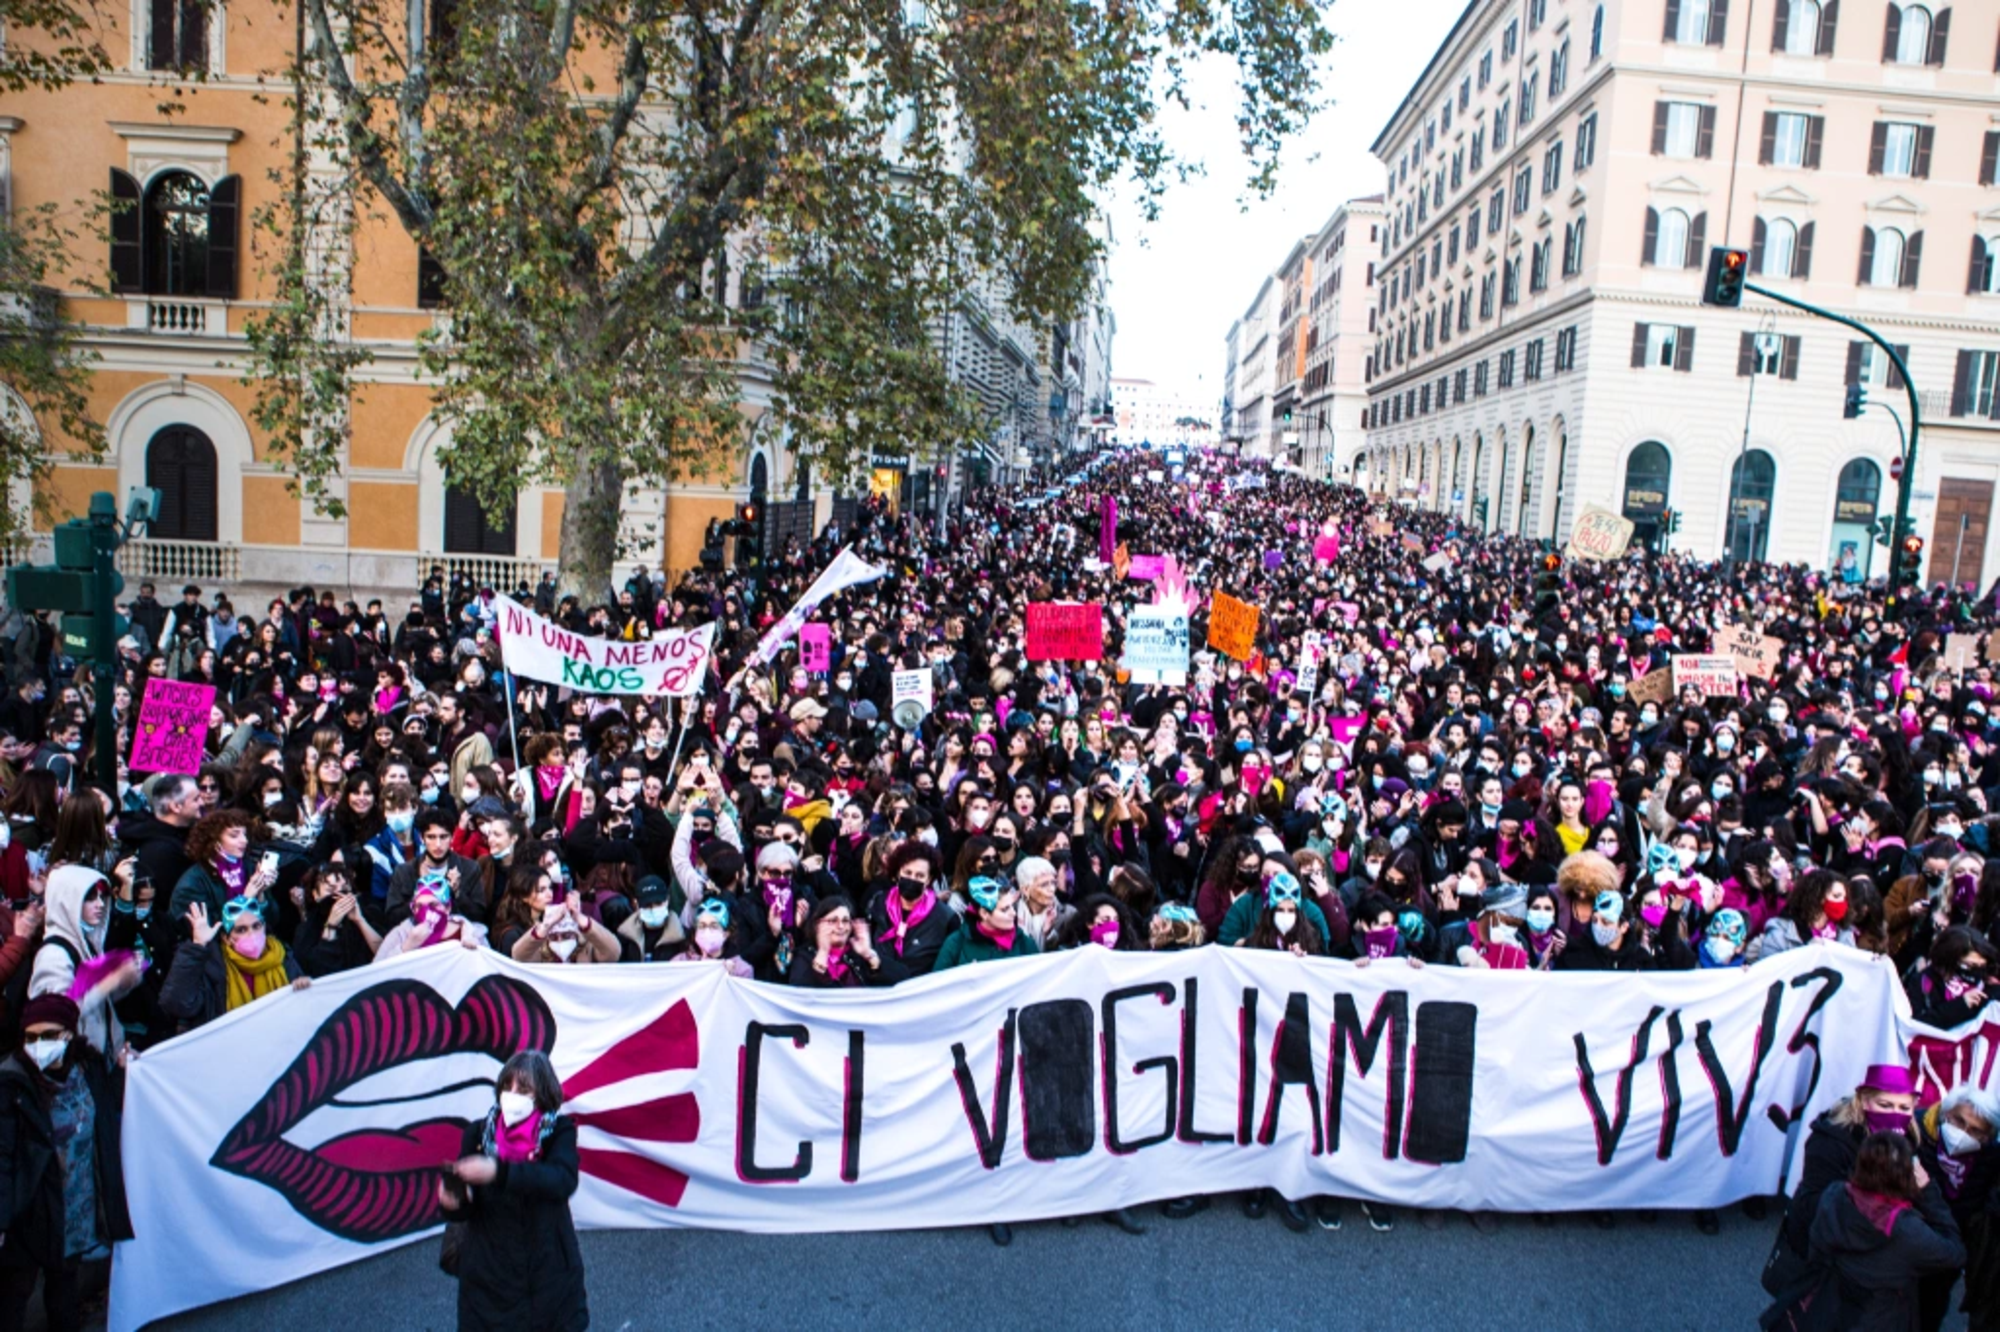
124, 1202, 1815, 1332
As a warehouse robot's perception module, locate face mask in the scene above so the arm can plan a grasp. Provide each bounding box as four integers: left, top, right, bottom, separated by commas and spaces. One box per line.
1090, 919, 1121, 947
1823, 897, 1848, 922
1943, 1122, 1982, 1157
1640, 710, 1659, 727
1363, 925, 1400, 957
1266, 908, 1297, 937
1703, 936, 1740, 964
1640, 902, 1668, 930
1234, 738, 1253, 754
1364, 861, 1383, 881
1925, 769, 1943, 786
897, 875, 929, 899
1675, 847, 1698, 872
232, 930, 268, 960
1301, 756, 1323, 773
1939, 823, 1963, 841
639, 905, 670, 929
24, 1037, 67, 1071
1715, 735, 1735, 754
1863, 1108, 1910, 1135
1525, 906, 1557, 934
549, 936, 579, 960
499, 1090, 537, 1127
1710, 783, 1731, 802
1513, 763, 1532, 778
1487, 923, 1520, 946
1407, 760, 1429, 778
387, 811, 416, 835
694, 924, 726, 955
1591, 921, 1620, 948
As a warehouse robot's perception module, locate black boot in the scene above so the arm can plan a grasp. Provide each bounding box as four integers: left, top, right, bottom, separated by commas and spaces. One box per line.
1241, 1190, 1268, 1220
1277, 1198, 1310, 1233
1103, 1207, 1148, 1236
1161, 1196, 1210, 1221
989, 1223, 1013, 1246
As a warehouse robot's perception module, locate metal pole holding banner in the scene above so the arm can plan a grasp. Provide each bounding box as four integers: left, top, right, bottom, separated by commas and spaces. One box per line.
501, 669, 522, 773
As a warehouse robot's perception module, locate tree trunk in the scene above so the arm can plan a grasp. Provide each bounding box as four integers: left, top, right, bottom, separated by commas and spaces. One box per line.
556, 455, 625, 601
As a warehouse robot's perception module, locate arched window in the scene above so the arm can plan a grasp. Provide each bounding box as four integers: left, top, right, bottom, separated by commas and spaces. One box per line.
1676, 0, 1711, 43
1516, 424, 1537, 536
1656, 209, 1691, 270
1622, 441, 1672, 549
145, 171, 211, 297
1784, 0, 1821, 52
1764, 217, 1798, 279
1726, 448, 1777, 563
1550, 427, 1570, 540
145, 425, 218, 542
1894, 4, 1931, 64
1830, 458, 1882, 581
1973, 235, 1999, 295
1871, 226, 1905, 288
444, 485, 518, 556
1589, 4, 1604, 59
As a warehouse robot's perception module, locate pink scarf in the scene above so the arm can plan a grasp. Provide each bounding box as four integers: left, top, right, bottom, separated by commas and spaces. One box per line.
884, 889, 937, 956
976, 919, 1018, 953
494, 1111, 542, 1162
824, 946, 850, 981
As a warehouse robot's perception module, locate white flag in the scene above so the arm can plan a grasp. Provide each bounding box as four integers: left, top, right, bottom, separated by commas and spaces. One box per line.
753, 547, 888, 664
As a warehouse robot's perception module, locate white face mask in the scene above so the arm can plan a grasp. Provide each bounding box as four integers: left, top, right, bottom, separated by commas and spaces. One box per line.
24, 1037, 67, 1071
1942, 1122, 1982, 1157
1364, 861, 1382, 880
1705, 936, 1740, 963
549, 936, 579, 961
1487, 923, 1520, 946
1591, 921, 1620, 947
639, 906, 670, 929
1273, 909, 1298, 936
498, 1090, 537, 1127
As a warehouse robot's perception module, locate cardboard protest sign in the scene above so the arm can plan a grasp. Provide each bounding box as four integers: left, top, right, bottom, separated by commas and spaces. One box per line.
1714, 620, 1784, 679
1628, 667, 1674, 707
1401, 534, 1425, 555
1944, 635, 1979, 672
1313, 535, 1339, 562
800, 624, 832, 673
1565, 505, 1636, 563
1986, 630, 2000, 666
1207, 592, 1260, 662
1672, 654, 1739, 697
130, 680, 216, 774
891, 668, 934, 720
1025, 602, 1104, 661
1262, 550, 1284, 571
1422, 550, 1454, 574
1123, 607, 1190, 685
1369, 518, 1394, 538
1295, 631, 1323, 700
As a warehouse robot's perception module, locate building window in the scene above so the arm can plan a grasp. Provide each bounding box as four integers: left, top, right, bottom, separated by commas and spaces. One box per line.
1861, 225, 1921, 288
1498, 349, 1517, 388
1543, 140, 1563, 192
1529, 0, 1547, 30
1981, 131, 1998, 187
1479, 50, 1493, 88
1849, 340, 1910, 388
1488, 189, 1504, 233
1738, 330, 1801, 378
1530, 238, 1551, 291
147, 0, 208, 70
1503, 256, 1521, 305
1525, 339, 1546, 380
1448, 229, 1460, 266
1495, 99, 1510, 150
1670, 0, 1709, 44
1779, 0, 1827, 53
1458, 289, 1472, 331
1455, 368, 1469, 402
1871, 122, 1932, 178
1520, 73, 1538, 125
1655, 101, 1714, 159
1555, 325, 1579, 371
1470, 128, 1485, 173
1590, 4, 1605, 59
1460, 77, 1471, 110
1480, 271, 1495, 319
1562, 216, 1587, 275
1645, 206, 1704, 269
1754, 216, 1808, 278
1950, 351, 2000, 418
1474, 361, 1490, 395
1886, 3, 1943, 66
1513, 167, 1532, 213
1550, 42, 1569, 97
1575, 113, 1598, 171
1503, 19, 1518, 58
1972, 235, 2000, 295
1633, 322, 1697, 371
1725, 450, 1777, 563
109, 167, 240, 298
145, 425, 218, 542
444, 485, 519, 555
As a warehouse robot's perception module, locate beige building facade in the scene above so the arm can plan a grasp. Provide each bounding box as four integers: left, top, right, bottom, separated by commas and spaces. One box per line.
1361, 0, 2000, 585
1299, 197, 1388, 480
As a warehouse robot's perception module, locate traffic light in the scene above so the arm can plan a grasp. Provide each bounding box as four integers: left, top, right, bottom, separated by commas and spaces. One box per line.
1844, 383, 1867, 419
1662, 508, 1682, 535
1895, 532, 1925, 585
698, 517, 724, 570
1532, 551, 1564, 619
1873, 515, 1894, 549
1702, 246, 1749, 308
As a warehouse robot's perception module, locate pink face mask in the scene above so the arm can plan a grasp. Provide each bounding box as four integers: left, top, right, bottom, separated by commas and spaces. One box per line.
231, 930, 267, 961
1089, 919, 1120, 948
1640, 902, 1668, 930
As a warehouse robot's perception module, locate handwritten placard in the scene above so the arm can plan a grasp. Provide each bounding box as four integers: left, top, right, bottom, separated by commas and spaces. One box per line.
1565, 505, 1636, 563
1628, 666, 1674, 707
1207, 591, 1260, 662
1025, 602, 1104, 661
1672, 654, 1739, 697
1124, 607, 1190, 685
800, 623, 832, 673
130, 679, 216, 775
1715, 619, 1784, 679
1944, 634, 1980, 672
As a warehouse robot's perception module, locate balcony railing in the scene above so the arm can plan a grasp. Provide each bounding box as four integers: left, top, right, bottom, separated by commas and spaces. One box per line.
147, 301, 209, 335
436, 554, 557, 592
117, 540, 241, 583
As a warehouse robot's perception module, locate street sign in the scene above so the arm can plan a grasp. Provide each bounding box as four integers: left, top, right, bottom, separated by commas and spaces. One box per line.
6, 567, 91, 612
1890, 455, 1904, 481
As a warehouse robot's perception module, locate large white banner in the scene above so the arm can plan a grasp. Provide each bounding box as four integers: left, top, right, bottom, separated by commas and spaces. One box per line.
752, 547, 888, 664
112, 945, 1905, 1329
1124, 607, 1189, 685
493, 596, 714, 696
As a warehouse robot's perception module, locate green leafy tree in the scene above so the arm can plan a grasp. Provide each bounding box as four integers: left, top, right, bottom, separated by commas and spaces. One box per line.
254, 0, 1330, 594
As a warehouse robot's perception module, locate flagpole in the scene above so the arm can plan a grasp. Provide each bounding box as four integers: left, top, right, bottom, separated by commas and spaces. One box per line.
502, 668, 522, 773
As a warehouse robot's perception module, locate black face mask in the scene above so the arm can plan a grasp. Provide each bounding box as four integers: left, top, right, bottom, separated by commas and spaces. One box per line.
1048, 848, 1072, 867
897, 875, 928, 899
1238, 865, 1261, 886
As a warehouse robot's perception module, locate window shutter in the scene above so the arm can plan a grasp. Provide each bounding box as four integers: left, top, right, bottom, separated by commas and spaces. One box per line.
1643, 207, 1660, 265
1881, 3, 1901, 61
1738, 331, 1758, 377
1688, 211, 1707, 267
1632, 323, 1649, 367
1901, 229, 1923, 287
1697, 106, 1717, 158
1858, 226, 1876, 284
146, 427, 218, 542
1653, 102, 1670, 155
203, 174, 239, 300
149, 0, 176, 68
1797, 221, 1815, 277
1758, 111, 1778, 163
1780, 335, 1801, 380
1751, 216, 1768, 273
1951, 350, 1973, 417
1927, 6, 1949, 64
1844, 340, 1864, 385
1675, 326, 1696, 372
109, 168, 143, 294
1816, 0, 1838, 53
1889, 344, 1909, 389
1914, 125, 1933, 178
1867, 122, 1887, 175
1663, 0, 1682, 41
1707, 0, 1729, 44
1771, 0, 1790, 49
1804, 115, 1824, 167
1983, 131, 2000, 187
1972, 236, 1991, 294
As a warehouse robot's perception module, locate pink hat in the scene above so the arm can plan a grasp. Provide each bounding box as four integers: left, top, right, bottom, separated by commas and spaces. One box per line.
1860, 1064, 1915, 1096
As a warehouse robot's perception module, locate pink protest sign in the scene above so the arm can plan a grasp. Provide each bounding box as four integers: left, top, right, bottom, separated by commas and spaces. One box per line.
1313, 536, 1339, 562
800, 623, 832, 673
1327, 715, 1366, 747
130, 679, 216, 774
1127, 554, 1166, 580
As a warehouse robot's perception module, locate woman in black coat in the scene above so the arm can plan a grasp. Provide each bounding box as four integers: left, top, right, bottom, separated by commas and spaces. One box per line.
0, 994, 132, 1332
439, 1051, 588, 1332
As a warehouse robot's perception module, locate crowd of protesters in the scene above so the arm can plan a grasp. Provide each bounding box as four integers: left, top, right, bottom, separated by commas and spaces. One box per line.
2, 447, 2000, 1326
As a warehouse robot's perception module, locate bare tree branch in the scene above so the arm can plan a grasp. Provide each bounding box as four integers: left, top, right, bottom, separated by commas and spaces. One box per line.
302, 0, 431, 234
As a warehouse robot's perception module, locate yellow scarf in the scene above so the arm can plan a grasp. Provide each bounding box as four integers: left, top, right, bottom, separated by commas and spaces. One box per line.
223, 938, 293, 1011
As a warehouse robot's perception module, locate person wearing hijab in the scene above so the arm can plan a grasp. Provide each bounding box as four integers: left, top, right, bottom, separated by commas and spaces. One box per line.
29, 865, 141, 1064
0, 994, 131, 1331
160, 895, 310, 1030
437, 1050, 588, 1332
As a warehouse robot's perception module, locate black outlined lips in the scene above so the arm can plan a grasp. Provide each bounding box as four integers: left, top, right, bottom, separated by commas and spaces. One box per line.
211, 975, 556, 1243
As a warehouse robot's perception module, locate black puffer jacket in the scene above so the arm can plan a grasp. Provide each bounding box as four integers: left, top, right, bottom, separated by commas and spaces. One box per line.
1784, 1111, 1868, 1258
1800, 1181, 1965, 1331
445, 1113, 589, 1332
0, 1053, 132, 1267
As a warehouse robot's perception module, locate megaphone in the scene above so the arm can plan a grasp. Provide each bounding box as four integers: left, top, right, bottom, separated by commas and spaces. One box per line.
892, 698, 929, 732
